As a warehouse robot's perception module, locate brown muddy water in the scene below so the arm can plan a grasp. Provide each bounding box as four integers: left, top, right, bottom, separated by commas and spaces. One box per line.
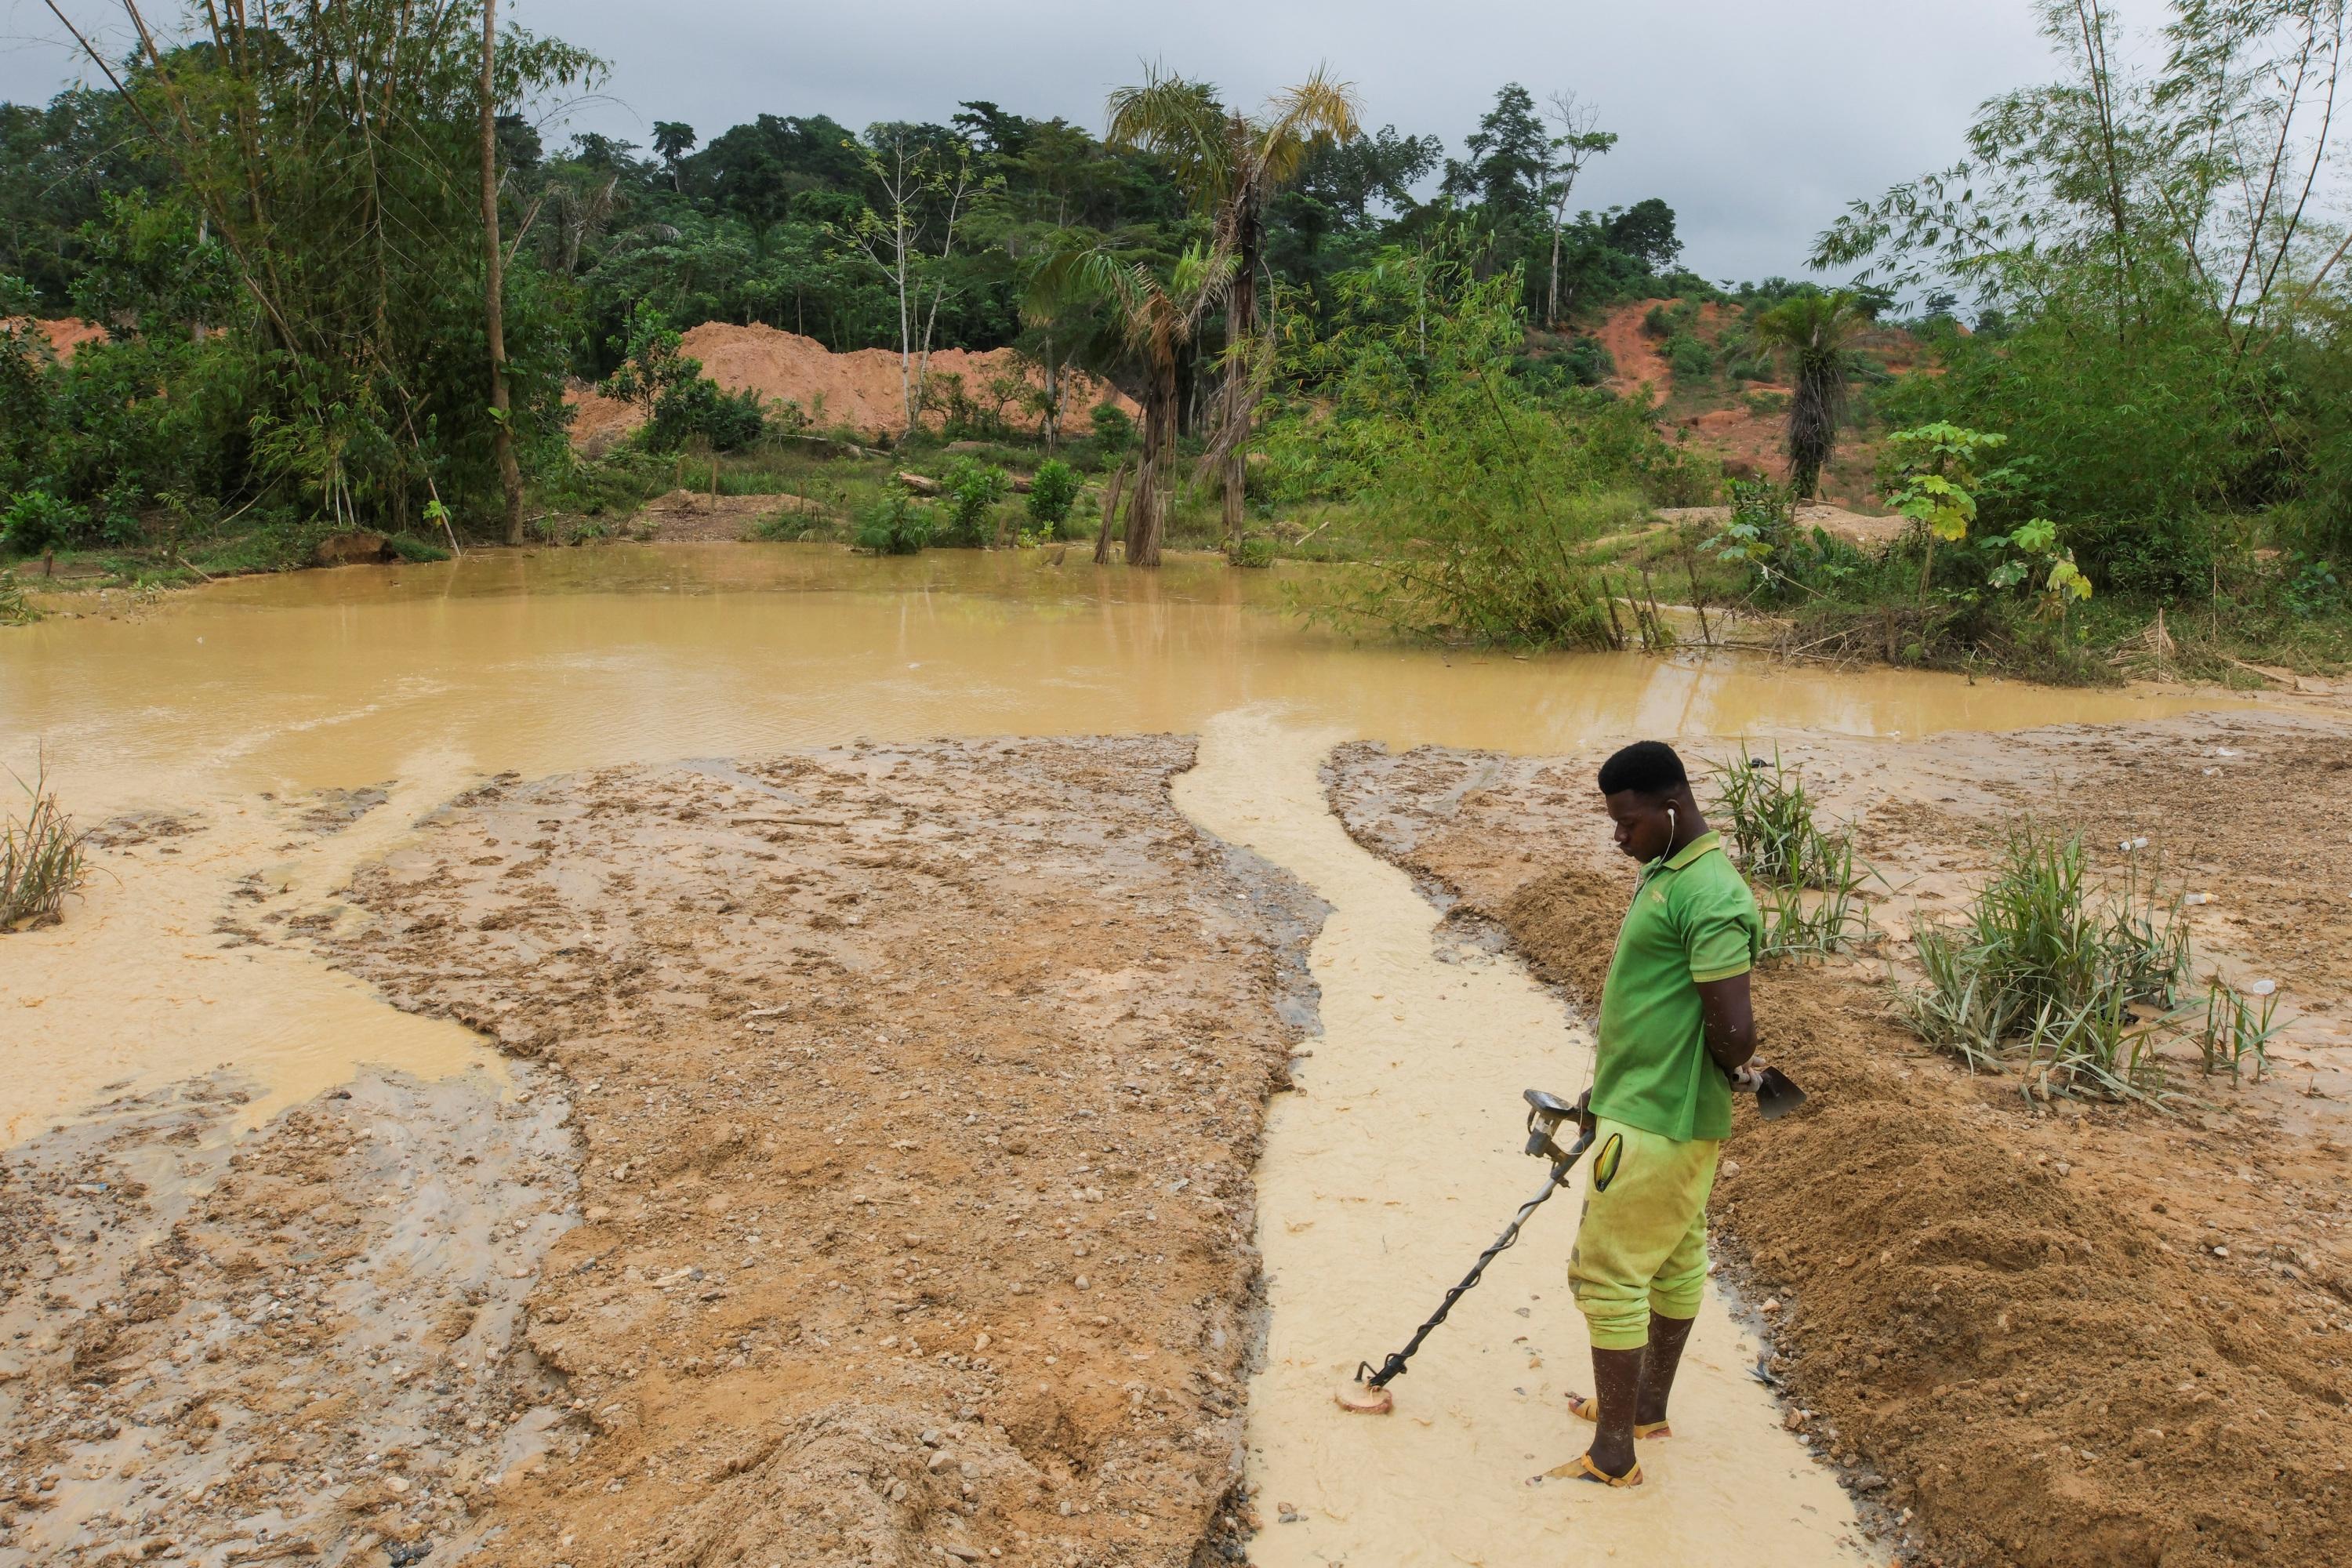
1, 544, 2245, 1566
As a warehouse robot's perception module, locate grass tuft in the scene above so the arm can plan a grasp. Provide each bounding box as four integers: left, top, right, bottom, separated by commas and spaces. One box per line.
0, 568, 38, 626
1711, 744, 1872, 959
1906, 826, 2190, 1102
2, 760, 89, 931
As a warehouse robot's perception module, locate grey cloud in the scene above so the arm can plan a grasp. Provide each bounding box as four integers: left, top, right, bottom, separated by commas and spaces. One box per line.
5, 0, 2051, 282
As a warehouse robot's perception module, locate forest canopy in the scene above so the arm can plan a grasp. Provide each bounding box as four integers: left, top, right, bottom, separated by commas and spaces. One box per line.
0, 8, 1703, 553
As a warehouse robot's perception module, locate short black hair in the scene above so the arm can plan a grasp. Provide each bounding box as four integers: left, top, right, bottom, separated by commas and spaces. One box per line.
1598, 740, 1688, 798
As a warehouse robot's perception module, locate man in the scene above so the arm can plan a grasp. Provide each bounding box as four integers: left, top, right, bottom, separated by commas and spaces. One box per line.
1553, 739, 1760, 1488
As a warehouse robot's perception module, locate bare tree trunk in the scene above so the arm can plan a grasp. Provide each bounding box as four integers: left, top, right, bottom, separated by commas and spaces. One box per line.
1220, 204, 1261, 551
1041, 333, 1058, 451
480, 0, 523, 545
1094, 457, 1128, 564
1128, 376, 1174, 568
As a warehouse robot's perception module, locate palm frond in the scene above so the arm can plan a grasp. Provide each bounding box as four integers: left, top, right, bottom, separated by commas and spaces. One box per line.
1256, 67, 1363, 185
1106, 66, 1237, 209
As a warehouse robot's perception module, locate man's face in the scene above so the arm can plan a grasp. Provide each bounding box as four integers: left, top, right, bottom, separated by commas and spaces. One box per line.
1604, 789, 1675, 863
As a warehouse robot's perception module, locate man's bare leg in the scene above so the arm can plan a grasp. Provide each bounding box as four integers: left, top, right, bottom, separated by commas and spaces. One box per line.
1637, 1312, 1697, 1428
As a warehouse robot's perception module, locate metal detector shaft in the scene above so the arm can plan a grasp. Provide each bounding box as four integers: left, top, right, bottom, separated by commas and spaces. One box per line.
1356, 1127, 1595, 1392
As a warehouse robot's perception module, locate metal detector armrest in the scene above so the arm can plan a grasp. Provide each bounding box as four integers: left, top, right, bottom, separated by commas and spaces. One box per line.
1521, 1088, 1588, 1164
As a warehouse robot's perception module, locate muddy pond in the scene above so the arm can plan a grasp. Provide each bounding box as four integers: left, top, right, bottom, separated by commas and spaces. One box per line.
0, 546, 2287, 1568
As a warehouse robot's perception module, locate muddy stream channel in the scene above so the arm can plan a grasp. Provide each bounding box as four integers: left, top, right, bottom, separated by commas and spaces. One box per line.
1, 546, 2240, 1568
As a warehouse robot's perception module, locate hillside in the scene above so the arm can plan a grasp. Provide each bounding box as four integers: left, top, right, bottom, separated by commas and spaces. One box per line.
1584, 298, 1929, 510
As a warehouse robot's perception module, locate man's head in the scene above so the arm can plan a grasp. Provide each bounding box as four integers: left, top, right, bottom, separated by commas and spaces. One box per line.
1598, 740, 1694, 862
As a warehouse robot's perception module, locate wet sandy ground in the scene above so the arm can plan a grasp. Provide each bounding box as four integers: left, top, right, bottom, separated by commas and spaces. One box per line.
311, 737, 1320, 1568
1323, 710, 2352, 1567
1, 1065, 568, 1566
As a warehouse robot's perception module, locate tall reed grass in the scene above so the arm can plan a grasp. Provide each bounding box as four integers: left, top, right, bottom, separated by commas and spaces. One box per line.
2, 762, 88, 931
1711, 746, 1872, 959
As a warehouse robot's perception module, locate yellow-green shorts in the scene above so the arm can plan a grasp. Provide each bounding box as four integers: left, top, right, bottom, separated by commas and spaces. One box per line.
1566, 1116, 1720, 1351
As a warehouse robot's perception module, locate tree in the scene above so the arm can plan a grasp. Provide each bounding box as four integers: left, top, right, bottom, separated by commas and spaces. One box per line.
1752, 291, 1871, 498
1106, 66, 1361, 547
1442, 84, 1550, 220
1541, 93, 1617, 326
842, 122, 996, 430
39, 0, 600, 535
651, 121, 696, 191
481, 0, 524, 545
1602, 198, 1682, 274
1034, 241, 1234, 566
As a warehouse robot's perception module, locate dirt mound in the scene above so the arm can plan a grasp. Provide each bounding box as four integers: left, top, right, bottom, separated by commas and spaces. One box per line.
565, 379, 644, 457
3, 317, 107, 364
1325, 728, 2352, 1568
321, 738, 1323, 1568
564, 324, 1140, 448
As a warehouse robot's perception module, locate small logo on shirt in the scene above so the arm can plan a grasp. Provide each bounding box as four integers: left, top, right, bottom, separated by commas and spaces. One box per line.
1592, 1133, 1624, 1192
1650, 889, 1667, 905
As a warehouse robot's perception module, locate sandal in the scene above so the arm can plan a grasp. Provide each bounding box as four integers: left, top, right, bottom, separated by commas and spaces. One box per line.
1563, 1391, 1671, 1439
1543, 1451, 1643, 1487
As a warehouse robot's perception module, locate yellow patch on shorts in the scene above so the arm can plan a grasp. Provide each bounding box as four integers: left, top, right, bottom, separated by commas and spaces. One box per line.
1592, 1131, 1624, 1192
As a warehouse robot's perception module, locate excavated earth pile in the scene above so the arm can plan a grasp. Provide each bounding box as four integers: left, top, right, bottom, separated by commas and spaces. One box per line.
1324, 720, 2352, 1568
564, 323, 1140, 448
319, 736, 1323, 1568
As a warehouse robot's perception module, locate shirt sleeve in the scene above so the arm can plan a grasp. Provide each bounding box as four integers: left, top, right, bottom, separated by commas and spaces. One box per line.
1679, 873, 1759, 984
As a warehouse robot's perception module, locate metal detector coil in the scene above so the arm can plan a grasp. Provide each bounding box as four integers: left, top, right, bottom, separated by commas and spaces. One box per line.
1342, 1090, 1595, 1410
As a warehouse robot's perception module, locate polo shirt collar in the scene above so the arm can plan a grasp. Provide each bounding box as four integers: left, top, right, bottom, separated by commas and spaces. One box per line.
1650, 829, 1724, 874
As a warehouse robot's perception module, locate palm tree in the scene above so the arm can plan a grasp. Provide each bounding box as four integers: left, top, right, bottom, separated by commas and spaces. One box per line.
1751, 291, 1870, 499
1032, 242, 1235, 566
1106, 67, 1361, 549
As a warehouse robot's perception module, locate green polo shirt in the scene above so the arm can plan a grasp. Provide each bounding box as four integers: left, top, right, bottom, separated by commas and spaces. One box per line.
1590, 830, 1760, 1143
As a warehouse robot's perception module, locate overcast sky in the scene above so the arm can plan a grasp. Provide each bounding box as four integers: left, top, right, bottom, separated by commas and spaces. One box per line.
3, 0, 2055, 283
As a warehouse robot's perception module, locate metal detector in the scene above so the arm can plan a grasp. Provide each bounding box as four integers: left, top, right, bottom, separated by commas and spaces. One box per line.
1338, 1069, 1806, 1416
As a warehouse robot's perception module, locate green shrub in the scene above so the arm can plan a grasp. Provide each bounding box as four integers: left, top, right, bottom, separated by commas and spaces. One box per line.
1742, 390, 1791, 418
1229, 535, 1276, 568
1025, 459, 1080, 535
648, 379, 766, 453
855, 492, 933, 555
1561, 337, 1615, 386
384, 535, 452, 563
2285, 554, 2343, 618
938, 459, 1010, 546
1642, 305, 1673, 339
1711, 747, 1872, 959
2067, 513, 2214, 601
2, 489, 79, 556
1089, 402, 1136, 453
1665, 333, 1712, 379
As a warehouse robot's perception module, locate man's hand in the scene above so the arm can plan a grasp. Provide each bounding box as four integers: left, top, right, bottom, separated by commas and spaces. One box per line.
1573, 1087, 1596, 1137
1694, 971, 1756, 1076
